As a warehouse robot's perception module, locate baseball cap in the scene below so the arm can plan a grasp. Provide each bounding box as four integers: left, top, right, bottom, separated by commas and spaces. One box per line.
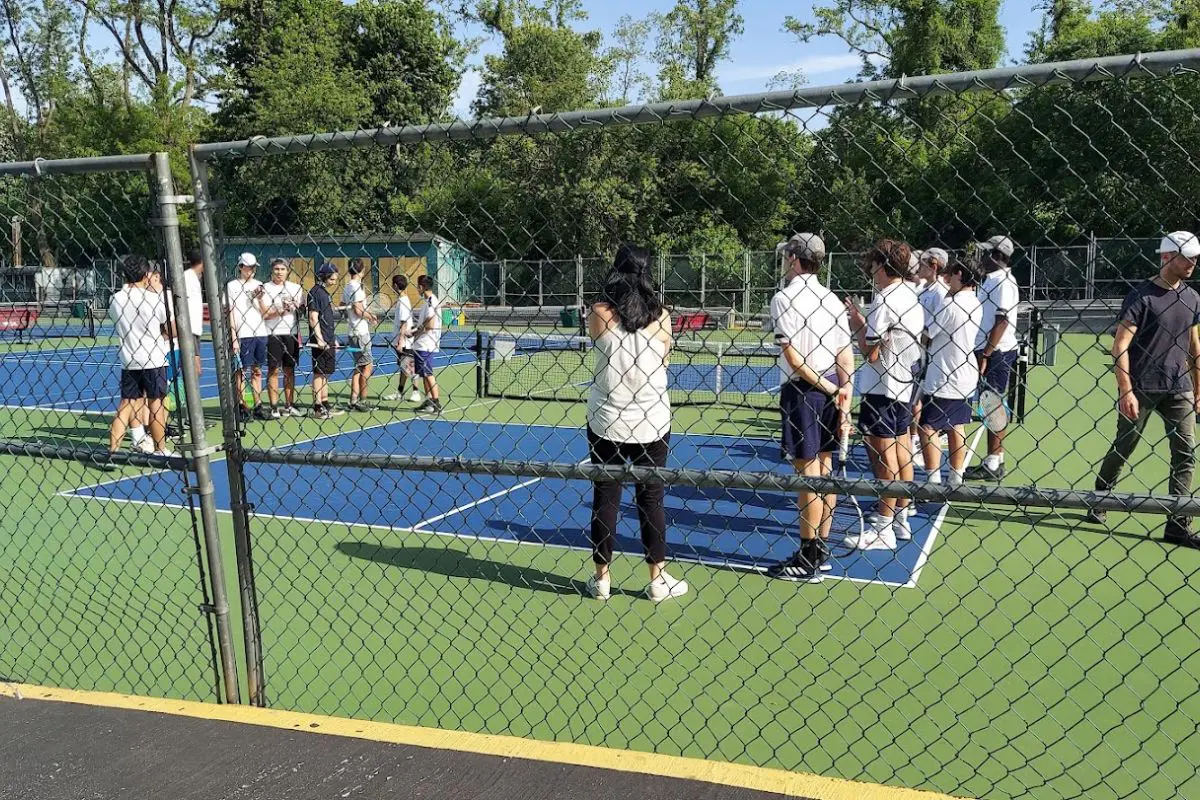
923, 247, 949, 266
237, 252, 258, 267
783, 232, 825, 262
316, 261, 337, 279
978, 235, 1015, 258
1156, 231, 1200, 258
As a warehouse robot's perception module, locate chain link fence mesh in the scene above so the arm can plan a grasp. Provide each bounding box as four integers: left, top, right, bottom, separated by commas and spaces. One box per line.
0, 161, 228, 702
2, 48, 1200, 800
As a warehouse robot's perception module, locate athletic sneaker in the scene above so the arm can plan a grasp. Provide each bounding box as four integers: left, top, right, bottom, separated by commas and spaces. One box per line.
817, 538, 833, 573
586, 574, 611, 601
894, 509, 913, 541
765, 545, 821, 583
325, 404, 346, 417
1085, 508, 1107, 525
349, 402, 373, 413
131, 437, 154, 454
383, 391, 402, 401
646, 570, 688, 602
285, 406, 305, 417
1164, 520, 1200, 549
964, 462, 1005, 481
843, 514, 897, 551
252, 404, 272, 421
409, 390, 422, 403
312, 406, 332, 420
153, 448, 176, 458
165, 423, 181, 438
269, 406, 282, 419
415, 399, 443, 414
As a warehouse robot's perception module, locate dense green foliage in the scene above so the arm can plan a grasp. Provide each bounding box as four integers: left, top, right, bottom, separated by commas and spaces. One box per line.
3, 0, 1200, 266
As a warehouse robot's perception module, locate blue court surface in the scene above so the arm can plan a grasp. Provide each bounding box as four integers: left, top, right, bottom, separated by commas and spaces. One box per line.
64, 419, 955, 588
0, 342, 476, 414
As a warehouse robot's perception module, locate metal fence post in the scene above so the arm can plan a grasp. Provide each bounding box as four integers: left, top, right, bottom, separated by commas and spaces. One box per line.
188, 146, 267, 706
699, 253, 706, 308
1085, 232, 1097, 301
499, 259, 507, 306
742, 250, 751, 319
575, 254, 584, 309
151, 152, 240, 705
537, 261, 544, 307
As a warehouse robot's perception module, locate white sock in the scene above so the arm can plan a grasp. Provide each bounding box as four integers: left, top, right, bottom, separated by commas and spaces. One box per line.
130, 426, 147, 444
948, 470, 963, 488
927, 471, 942, 485
985, 454, 1001, 471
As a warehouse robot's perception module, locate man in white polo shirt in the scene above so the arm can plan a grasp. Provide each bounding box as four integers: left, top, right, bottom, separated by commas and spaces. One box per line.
226, 252, 269, 421
764, 233, 854, 582
965, 235, 1021, 481
920, 259, 983, 488
411, 274, 443, 414
261, 258, 306, 417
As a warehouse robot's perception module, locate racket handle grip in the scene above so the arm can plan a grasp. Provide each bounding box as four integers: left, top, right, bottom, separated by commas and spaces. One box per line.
839, 433, 850, 461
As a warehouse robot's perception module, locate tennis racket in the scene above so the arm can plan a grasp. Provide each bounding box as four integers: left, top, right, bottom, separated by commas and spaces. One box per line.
977, 387, 1010, 433
839, 430, 866, 548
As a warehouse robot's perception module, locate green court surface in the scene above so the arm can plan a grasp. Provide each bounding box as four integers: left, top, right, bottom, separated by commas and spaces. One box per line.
2, 331, 1198, 800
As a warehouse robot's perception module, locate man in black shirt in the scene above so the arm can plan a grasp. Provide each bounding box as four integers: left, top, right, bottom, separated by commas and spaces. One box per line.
307, 262, 344, 419
1092, 231, 1200, 548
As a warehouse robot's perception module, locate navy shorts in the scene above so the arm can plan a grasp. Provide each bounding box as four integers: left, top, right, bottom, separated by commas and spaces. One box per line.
239, 336, 268, 369
920, 395, 971, 431
413, 350, 436, 377
780, 379, 840, 460
858, 393, 914, 439
312, 347, 336, 377
977, 349, 1017, 394
120, 367, 168, 400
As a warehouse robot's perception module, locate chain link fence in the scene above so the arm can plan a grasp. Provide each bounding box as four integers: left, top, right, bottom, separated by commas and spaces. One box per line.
2, 48, 1200, 800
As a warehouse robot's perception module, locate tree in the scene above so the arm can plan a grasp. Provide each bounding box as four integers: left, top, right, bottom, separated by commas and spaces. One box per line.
784, 0, 1004, 80
470, 0, 607, 115
603, 13, 652, 104
653, 0, 743, 99
65, 0, 220, 108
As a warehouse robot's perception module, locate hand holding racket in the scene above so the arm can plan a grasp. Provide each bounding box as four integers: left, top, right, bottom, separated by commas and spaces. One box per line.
977, 387, 1010, 433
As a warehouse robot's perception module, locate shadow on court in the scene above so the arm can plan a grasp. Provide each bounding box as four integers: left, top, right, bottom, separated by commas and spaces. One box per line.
336, 541, 641, 598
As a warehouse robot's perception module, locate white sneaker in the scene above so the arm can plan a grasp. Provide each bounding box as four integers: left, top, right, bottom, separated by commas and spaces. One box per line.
285, 405, 305, 417
270, 407, 282, 419
947, 471, 963, 489
844, 514, 897, 551
894, 510, 912, 541
131, 437, 154, 454
647, 570, 688, 602
383, 392, 401, 401
586, 574, 611, 601
153, 448, 176, 457
409, 390, 422, 403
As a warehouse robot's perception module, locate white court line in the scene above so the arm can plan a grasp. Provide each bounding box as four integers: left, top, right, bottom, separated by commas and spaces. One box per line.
905, 424, 988, 588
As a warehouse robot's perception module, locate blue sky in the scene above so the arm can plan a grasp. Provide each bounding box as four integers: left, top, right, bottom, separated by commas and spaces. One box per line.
452, 0, 1046, 115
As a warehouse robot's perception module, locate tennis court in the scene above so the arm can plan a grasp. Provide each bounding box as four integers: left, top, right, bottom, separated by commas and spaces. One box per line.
4, 324, 1199, 800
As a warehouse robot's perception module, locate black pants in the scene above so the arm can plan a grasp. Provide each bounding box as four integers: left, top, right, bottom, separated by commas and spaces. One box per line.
587, 427, 670, 565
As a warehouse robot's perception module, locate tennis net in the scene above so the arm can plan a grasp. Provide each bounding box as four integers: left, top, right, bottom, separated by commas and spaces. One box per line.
477, 331, 780, 409
0, 302, 97, 342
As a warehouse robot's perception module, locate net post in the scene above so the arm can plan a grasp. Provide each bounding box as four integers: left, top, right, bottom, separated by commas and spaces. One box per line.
152, 151, 241, 706
700, 253, 707, 308
475, 330, 484, 397
188, 146, 267, 707
715, 341, 725, 397
743, 250, 751, 320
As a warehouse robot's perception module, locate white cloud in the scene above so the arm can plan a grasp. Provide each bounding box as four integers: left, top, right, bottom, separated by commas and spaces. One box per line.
452, 68, 482, 119
721, 53, 866, 84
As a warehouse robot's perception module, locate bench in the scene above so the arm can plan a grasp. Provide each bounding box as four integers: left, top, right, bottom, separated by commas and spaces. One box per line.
0, 305, 38, 343
672, 311, 711, 334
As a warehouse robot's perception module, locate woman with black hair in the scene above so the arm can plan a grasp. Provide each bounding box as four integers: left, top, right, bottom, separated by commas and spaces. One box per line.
584, 244, 688, 603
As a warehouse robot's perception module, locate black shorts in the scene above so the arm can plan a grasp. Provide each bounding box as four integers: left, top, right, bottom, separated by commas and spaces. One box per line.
779, 379, 840, 460
312, 347, 336, 377
120, 367, 168, 400
268, 334, 300, 370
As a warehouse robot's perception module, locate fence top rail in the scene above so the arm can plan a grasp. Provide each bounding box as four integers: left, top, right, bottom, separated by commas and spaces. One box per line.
0, 153, 155, 178
191, 48, 1200, 162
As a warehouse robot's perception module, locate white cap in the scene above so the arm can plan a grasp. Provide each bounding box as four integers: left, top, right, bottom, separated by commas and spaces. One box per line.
782, 232, 826, 261
237, 252, 258, 267
923, 247, 949, 267
978, 235, 1015, 258
1157, 231, 1200, 259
